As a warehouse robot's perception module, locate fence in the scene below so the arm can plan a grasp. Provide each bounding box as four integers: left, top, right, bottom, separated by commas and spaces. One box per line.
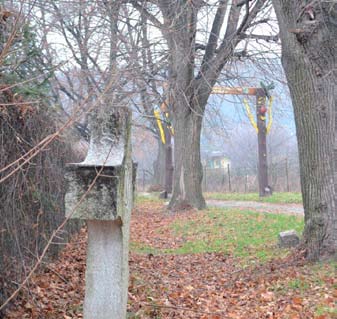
136, 159, 301, 193
202, 160, 301, 193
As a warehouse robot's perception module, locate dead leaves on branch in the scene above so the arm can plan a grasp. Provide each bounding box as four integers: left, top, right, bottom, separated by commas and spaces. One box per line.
0, 85, 35, 120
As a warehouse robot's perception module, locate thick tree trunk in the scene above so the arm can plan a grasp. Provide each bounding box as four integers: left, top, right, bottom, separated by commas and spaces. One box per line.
158, 1, 207, 209
169, 109, 206, 210
273, 0, 337, 260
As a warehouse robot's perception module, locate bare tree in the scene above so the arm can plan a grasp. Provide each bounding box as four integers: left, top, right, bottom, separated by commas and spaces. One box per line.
273, 0, 337, 260
35, 1, 171, 186
31, 0, 133, 135
132, 0, 277, 209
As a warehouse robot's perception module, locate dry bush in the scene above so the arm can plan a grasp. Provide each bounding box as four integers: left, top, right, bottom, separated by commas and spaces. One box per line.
0, 87, 81, 308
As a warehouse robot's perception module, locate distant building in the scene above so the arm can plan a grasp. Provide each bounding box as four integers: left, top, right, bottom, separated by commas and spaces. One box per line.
202, 151, 230, 170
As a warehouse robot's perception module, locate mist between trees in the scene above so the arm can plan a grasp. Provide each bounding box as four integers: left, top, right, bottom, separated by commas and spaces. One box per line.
203, 160, 300, 193
138, 159, 300, 193
136, 105, 300, 194
136, 120, 300, 194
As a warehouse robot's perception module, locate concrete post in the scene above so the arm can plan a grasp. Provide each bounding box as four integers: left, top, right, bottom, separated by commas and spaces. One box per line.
65, 106, 133, 319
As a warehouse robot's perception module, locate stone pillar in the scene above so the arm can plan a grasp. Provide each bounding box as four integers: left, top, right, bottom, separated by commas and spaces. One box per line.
65, 107, 133, 319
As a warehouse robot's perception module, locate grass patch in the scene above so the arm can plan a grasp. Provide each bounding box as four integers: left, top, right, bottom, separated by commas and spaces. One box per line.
168, 208, 304, 262
130, 241, 162, 255
287, 278, 310, 291
205, 192, 303, 204
315, 305, 337, 317
131, 205, 304, 264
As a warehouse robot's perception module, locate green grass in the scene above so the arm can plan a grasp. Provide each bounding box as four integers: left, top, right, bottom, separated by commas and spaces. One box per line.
315, 305, 337, 317
287, 261, 337, 289
269, 261, 337, 316
130, 241, 162, 255
168, 208, 304, 261
204, 192, 303, 204
131, 206, 304, 263
287, 278, 310, 291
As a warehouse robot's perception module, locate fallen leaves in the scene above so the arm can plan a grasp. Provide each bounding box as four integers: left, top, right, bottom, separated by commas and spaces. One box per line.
261, 291, 275, 302
3, 202, 337, 318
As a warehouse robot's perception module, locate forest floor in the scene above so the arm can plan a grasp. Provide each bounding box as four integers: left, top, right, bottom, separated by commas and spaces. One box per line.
3, 197, 337, 319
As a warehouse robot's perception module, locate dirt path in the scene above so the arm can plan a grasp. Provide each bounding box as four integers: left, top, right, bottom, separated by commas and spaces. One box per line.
140, 193, 304, 215
206, 200, 304, 215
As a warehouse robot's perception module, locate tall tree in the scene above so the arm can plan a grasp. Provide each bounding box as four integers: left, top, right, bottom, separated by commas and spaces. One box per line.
272, 0, 337, 260
132, 0, 276, 209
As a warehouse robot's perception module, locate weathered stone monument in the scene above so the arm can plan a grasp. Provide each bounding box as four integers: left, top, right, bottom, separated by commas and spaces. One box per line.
65, 105, 133, 319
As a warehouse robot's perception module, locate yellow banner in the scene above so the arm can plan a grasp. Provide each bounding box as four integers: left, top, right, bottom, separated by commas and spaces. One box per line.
154, 110, 166, 144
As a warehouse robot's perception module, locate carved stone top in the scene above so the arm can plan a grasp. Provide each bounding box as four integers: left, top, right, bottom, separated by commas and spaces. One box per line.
65, 106, 132, 221
82, 107, 130, 166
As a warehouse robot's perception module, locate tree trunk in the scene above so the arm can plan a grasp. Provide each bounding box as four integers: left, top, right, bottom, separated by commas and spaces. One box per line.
152, 138, 166, 188
169, 108, 206, 210
165, 130, 173, 194
158, 1, 206, 209
273, 0, 337, 260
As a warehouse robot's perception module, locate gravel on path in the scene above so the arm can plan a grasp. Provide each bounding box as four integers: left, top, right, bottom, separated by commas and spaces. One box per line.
206, 200, 304, 215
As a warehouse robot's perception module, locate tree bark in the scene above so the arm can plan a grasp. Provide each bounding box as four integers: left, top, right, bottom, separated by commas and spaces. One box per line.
165, 131, 173, 194
273, 0, 337, 260
158, 0, 207, 209
153, 138, 166, 187
169, 107, 206, 209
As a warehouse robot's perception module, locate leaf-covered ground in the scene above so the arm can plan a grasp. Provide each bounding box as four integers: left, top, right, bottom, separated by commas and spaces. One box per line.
3, 199, 337, 319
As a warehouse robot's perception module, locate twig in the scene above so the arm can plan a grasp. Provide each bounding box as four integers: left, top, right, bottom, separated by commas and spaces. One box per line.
44, 265, 68, 284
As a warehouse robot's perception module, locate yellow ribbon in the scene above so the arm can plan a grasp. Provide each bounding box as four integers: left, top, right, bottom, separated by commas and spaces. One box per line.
243, 98, 258, 133
154, 110, 166, 144
266, 96, 273, 134
243, 96, 274, 134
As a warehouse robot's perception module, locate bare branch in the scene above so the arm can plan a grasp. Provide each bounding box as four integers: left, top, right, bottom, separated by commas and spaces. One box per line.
130, 0, 164, 30
236, 0, 254, 7
200, 0, 228, 65
239, 33, 279, 42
